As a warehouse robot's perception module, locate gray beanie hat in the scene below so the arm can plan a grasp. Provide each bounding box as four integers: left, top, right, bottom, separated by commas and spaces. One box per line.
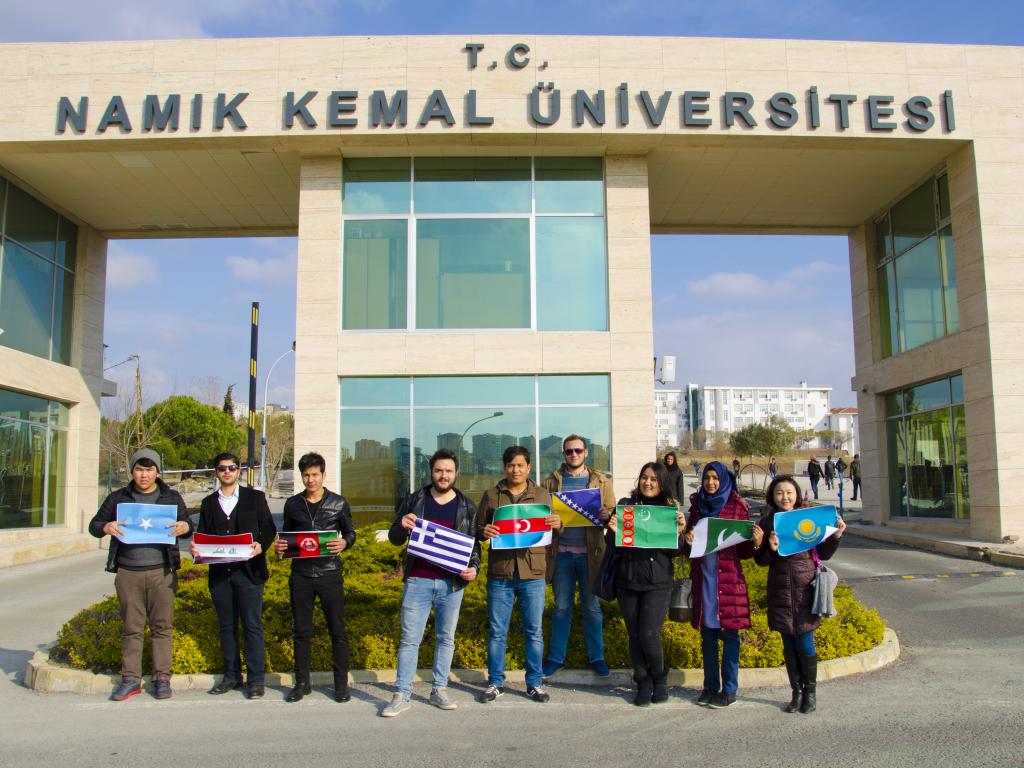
130, 448, 162, 474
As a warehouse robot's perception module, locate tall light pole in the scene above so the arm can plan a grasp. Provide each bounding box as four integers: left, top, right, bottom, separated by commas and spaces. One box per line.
457, 411, 503, 471
259, 340, 295, 490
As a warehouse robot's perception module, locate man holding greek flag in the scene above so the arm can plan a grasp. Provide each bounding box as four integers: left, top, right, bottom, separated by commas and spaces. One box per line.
380, 448, 481, 717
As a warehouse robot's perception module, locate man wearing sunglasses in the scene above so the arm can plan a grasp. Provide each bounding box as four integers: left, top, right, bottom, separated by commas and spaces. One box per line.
192, 452, 276, 698
541, 434, 615, 679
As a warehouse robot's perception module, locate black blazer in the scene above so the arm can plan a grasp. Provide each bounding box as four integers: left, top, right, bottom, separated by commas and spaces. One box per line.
197, 485, 277, 583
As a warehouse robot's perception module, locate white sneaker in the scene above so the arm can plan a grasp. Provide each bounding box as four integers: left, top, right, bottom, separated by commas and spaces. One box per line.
380, 693, 411, 717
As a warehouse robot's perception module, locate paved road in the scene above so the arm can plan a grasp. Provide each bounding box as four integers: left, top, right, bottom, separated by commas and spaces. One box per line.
0, 538, 1021, 768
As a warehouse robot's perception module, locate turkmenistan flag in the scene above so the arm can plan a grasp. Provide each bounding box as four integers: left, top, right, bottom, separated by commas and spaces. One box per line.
279, 530, 339, 558
490, 504, 553, 550
616, 505, 679, 549
688, 517, 755, 558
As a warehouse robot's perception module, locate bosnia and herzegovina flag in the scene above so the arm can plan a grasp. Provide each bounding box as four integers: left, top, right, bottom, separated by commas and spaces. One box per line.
774, 505, 840, 556
490, 504, 553, 550
616, 505, 679, 549
552, 488, 604, 528
279, 530, 339, 558
688, 518, 755, 558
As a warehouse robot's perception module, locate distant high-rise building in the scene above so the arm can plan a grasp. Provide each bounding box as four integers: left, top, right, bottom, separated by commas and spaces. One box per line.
654, 389, 686, 449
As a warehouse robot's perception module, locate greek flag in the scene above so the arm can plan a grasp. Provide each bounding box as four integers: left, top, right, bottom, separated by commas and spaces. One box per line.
407, 518, 475, 574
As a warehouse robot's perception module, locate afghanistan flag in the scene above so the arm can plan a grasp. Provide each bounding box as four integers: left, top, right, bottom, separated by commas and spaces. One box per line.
688, 518, 755, 558
552, 488, 604, 528
490, 504, 553, 550
774, 505, 840, 557
616, 505, 679, 549
279, 530, 339, 558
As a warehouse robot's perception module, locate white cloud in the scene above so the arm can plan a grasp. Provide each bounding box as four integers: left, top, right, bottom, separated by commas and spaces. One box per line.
687, 271, 783, 298
226, 254, 295, 284
106, 247, 160, 290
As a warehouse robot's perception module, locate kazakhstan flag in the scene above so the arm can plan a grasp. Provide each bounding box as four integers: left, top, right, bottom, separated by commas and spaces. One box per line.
774, 505, 840, 557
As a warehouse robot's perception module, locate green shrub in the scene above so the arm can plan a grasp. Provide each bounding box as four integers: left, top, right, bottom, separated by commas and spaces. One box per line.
50, 525, 885, 674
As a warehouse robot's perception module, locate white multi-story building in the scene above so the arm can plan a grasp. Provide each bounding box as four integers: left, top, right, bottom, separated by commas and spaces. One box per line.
827, 407, 860, 456
685, 381, 831, 448
654, 389, 686, 450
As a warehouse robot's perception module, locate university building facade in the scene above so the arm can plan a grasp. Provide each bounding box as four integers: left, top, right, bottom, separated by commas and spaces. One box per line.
0, 35, 1021, 563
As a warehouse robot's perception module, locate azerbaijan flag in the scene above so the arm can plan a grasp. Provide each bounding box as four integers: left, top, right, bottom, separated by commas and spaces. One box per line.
490, 504, 553, 550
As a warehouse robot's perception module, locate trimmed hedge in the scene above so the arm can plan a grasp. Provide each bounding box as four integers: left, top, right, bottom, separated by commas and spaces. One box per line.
51, 525, 885, 674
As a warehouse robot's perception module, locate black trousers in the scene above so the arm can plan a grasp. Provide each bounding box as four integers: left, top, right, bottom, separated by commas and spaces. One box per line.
617, 586, 672, 685
289, 571, 349, 686
209, 565, 266, 685
852, 477, 861, 500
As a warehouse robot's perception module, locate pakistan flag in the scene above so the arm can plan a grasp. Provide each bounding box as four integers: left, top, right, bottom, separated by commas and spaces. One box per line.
688, 517, 755, 558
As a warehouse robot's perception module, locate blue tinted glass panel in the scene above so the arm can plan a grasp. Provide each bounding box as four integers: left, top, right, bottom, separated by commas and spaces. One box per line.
536, 217, 607, 331
0, 240, 54, 359
892, 179, 935, 256
539, 375, 610, 405
950, 373, 964, 404
414, 376, 534, 407
4, 185, 57, 259
938, 226, 958, 335
414, 157, 531, 214
56, 218, 77, 271
340, 378, 409, 408
51, 266, 73, 365
896, 237, 944, 352
338, 408, 410, 525
342, 158, 410, 215
878, 263, 899, 357
416, 218, 530, 329
905, 378, 951, 413
0, 388, 50, 423
537, 405, 611, 480
343, 219, 407, 330
535, 157, 604, 214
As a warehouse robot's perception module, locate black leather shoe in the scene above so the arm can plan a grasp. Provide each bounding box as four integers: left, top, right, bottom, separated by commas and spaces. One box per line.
334, 688, 351, 703
209, 679, 241, 695
285, 682, 312, 702
247, 685, 265, 699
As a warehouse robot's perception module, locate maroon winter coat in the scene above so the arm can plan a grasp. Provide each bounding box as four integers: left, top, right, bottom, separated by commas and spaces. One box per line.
754, 510, 842, 635
685, 490, 754, 631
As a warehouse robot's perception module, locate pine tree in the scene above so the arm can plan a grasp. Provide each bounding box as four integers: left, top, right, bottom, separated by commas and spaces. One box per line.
222, 384, 236, 416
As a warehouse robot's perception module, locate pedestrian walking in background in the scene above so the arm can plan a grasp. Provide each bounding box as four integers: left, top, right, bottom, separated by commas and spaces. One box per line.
768, 456, 778, 479
662, 451, 686, 505
824, 456, 836, 490
806, 456, 825, 499
683, 462, 762, 709
755, 475, 846, 714
850, 454, 862, 501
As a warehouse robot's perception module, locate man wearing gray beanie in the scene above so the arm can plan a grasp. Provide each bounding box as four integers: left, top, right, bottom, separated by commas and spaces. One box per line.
89, 448, 193, 701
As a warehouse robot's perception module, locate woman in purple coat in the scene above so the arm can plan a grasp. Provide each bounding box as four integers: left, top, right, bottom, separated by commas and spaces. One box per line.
684, 461, 762, 709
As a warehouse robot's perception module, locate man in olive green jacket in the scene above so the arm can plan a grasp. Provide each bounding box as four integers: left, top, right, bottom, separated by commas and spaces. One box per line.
541, 434, 615, 678
477, 445, 561, 704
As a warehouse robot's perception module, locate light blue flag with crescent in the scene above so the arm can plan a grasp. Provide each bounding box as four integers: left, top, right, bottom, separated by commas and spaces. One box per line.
115, 503, 177, 545
774, 505, 839, 557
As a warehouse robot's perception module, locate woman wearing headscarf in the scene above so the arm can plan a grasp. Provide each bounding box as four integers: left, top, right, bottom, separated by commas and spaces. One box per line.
662, 451, 686, 504
683, 461, 762, 709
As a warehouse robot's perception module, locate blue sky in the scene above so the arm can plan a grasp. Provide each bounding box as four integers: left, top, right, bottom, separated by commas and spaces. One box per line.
3, 0, 1020, 410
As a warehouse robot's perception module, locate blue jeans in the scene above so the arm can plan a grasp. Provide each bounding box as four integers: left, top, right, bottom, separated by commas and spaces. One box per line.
781, 631, 817, 657
487, 576, 546, 689
209, 565, 266, 685
701, 626, 740, 694
547, 551, 604, 664
394, 577, 466, 698
810, 478, 820, 498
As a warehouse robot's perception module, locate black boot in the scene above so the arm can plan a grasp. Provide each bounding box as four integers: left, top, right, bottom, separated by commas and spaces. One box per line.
334, 674, 351, 703
634, 678, 653, 707
783, 649, 802, 713
286, 679, 312, 703
651, 666, 669, 703
799, 655, 817, 713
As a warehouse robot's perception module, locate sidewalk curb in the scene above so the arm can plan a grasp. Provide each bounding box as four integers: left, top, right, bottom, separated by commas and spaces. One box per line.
25, 628, 900, 694
845, 523, 1024, 567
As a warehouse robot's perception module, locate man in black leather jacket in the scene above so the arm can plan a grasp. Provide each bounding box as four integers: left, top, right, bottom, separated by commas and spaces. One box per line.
274, 452, 356, 703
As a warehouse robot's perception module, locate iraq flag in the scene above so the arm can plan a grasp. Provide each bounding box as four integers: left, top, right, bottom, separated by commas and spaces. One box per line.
688, 517, 755, 558
774, 505, 840, 556
490, 504, 553, 550
279, 530, 339, 558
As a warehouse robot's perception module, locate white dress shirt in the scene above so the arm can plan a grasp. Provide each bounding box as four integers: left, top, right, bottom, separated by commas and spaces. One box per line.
218, 485, 240, 517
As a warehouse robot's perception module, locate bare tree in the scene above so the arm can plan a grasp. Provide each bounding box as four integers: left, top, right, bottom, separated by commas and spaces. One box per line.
263, 413, 295, 491
191, 375, 223, 407
100, 388, 170, 482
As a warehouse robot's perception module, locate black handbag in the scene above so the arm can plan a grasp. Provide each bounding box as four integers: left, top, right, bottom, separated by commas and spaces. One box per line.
594, 542, 620, 601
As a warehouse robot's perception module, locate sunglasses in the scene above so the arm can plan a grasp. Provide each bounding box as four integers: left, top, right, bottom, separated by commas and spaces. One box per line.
564, 448, 586, 456
215, 464, 240, 473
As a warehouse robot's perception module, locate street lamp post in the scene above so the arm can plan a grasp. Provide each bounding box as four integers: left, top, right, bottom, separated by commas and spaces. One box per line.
259, 341, 295, 491
456, 411, 504, 471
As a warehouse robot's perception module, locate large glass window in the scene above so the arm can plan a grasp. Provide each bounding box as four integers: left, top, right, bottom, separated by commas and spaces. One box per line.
0, 178, 77, 364
339, 375, 611, 526
341, 157, 606, 332
885, 373, 968, 520
0, 387, 69, 529
875, 171, 957, 357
